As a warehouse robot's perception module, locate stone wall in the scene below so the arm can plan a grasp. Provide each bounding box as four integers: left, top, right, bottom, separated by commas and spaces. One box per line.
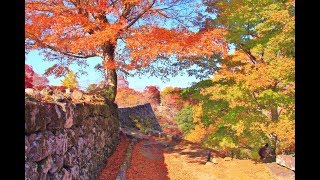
276, 155, 295, 171
25, 100, 120, 180
118, 103, 162, 132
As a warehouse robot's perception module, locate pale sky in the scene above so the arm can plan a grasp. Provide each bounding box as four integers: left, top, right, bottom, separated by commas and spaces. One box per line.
25, 50, 201, 91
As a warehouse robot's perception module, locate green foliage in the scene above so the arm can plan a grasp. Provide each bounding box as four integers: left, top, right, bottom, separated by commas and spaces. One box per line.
174, 105, 195, 134
180, 79, 214, 102
257, 89, 293, 108
61, 71, 78, 89
177, 0, 295, 159
204, 0, 295, 59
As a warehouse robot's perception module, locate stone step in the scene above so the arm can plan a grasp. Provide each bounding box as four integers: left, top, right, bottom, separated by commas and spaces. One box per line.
120, 127, 182, 142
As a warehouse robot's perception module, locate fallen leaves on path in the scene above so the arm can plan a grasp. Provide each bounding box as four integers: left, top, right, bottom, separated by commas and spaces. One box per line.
126, 138, 169, 180
98, 135, 130, 180
98, 131, 293, 180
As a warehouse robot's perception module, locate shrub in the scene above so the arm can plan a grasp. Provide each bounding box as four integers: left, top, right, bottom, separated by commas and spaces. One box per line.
174, 104, 195, 135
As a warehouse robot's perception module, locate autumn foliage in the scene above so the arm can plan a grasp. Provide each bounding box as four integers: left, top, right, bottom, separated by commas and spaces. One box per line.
115, 87, 144, 107
25, 64, 34, 88
32, 72, 49, 87
25, 0, 227, 102
25, 0, 294, 163
115, 85, 161, 108
25, 64, 49, 88
61, 71, 79, 89
160, 87, 187, 111
143, 86, 161, 106
177, 0, 295, 158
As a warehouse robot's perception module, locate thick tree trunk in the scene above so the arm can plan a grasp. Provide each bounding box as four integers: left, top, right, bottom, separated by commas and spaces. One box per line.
102, 42, 117, 102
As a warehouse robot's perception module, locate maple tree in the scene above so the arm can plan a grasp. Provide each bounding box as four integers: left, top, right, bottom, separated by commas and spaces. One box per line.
160, 87, 186, 111
25, 0, 227, 102
115, 78, 160, 108
61, 70, 79, 88
143, 86, 160, 105
25, 64, 35, 88
117, 75, 129, 89
115, 76, 147, 107
32, 72, 49, 87
177, 0, 295, 158
25, 64, 50, 89
115, 86, 143, 107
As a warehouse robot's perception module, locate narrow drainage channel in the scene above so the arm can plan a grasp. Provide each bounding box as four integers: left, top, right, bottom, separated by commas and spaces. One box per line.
97, 135, 131, 180
116, 138, 137, 180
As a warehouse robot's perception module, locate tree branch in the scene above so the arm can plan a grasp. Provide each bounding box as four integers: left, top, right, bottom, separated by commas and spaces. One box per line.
26, 32, 97, 59
238, 43, 264, 64
125, 0, 156, 29
239, 145, 253, 150
122, 3, 134, 18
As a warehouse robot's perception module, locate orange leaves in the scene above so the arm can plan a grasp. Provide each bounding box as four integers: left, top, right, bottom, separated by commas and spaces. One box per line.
26, 0, 228, 79
125, 27, 227, 68
184, 123, 207, 143
123, 0, 142, 4
98, 135, 130, 180
115, 85, 160, 108
26, 0, 123, 54
103, 59, 117, 69
126, 141, 169, 180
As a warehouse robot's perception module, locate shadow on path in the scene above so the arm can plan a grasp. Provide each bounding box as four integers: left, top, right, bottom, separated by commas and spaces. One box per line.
126, 138, 169, 180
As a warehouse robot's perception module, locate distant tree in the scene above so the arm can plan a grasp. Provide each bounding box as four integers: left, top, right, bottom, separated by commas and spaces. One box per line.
32, 72, 49, 86
161, 87, 186, 111
118, 75, 129, 89
61, 71, 79, 89
25, 64, 35, 88
115, 87, 144, 107
143, 86, 161, 105
86, 83, 97, 93
184, 105, 213, 143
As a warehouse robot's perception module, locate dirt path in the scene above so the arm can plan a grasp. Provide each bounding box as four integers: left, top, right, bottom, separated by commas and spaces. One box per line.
163, 142, 281, 180
98, 130, 294, 180
126, 138, 169, 180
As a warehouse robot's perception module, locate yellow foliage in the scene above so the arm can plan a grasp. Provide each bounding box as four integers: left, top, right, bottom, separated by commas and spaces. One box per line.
267, 117, 295, 152
231, 120, 245, 136
184, 123, 207, 143
184, 106, 215, 143
219, 137, 237, 149
61, 71, 78, 89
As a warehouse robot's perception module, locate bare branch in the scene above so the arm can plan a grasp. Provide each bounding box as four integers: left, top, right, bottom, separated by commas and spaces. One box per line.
125, 0, 157, 29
